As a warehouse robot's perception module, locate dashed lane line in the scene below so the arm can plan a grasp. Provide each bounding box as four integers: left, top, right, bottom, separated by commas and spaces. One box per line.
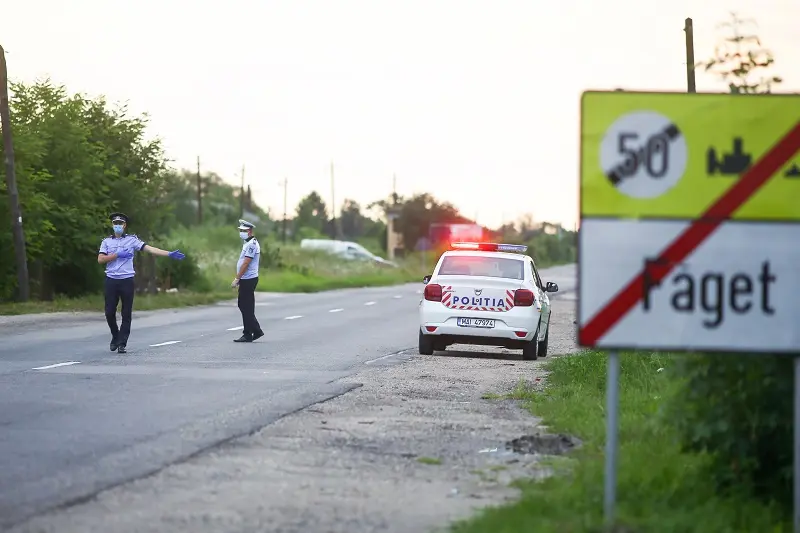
284, 315, 303, 320
364, 301, 376, 306
32, 361, 81, 371
329, 308, 344, 313
150, 341, 182, 347
227, 326, 244, 331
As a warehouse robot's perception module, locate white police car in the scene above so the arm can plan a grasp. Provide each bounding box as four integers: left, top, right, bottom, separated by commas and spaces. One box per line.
418, 242, 558, 360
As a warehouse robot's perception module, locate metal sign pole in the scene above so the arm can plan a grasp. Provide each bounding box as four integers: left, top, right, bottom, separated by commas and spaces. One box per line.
604, 350, 620, 525
794, 356, 800, 533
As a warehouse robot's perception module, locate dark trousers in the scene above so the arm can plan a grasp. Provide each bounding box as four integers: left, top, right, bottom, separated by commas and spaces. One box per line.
105, 277, 135, 345
238, 277, 261, 335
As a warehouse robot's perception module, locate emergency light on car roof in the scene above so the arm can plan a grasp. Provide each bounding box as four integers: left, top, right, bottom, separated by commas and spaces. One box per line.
450, 242, 528, 253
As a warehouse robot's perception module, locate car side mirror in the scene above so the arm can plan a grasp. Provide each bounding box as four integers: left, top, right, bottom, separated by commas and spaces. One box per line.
546, 282, 559, 293
423, 275, 431, 284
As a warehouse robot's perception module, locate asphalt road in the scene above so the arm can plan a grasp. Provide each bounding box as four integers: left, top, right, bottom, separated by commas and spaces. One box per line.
0, 264, 576, 530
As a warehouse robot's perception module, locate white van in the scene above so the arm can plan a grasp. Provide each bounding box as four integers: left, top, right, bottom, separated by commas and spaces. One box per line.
300, 239, 398, 267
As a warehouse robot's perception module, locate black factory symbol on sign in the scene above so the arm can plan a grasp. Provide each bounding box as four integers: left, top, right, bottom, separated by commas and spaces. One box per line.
707, 137, 800, 178
600, 110, 689, 199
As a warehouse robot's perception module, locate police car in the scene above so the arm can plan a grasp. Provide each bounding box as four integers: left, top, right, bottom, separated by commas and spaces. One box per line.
418, 242, 558, 360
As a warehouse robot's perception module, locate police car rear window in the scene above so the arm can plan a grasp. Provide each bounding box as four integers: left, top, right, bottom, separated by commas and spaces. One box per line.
438, 256, 524, 280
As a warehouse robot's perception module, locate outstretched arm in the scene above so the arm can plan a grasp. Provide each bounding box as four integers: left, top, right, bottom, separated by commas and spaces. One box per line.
142, 244, 169, 257
142, 244, 185, 260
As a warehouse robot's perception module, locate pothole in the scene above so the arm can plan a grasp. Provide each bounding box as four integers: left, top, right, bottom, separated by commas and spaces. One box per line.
505, 433, 582, 455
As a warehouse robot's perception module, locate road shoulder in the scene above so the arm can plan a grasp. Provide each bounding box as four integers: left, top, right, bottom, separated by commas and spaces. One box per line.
11, 298, 578, 533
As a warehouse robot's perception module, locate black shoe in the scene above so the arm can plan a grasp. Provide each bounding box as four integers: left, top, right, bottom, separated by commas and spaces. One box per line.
117, 345, 127, 354
110, 341, 119, 352
233, 334, 253, 343
251, 330, 264, 341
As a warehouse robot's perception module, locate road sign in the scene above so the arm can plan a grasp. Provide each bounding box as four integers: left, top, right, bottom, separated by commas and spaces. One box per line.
578, 91, 800, 353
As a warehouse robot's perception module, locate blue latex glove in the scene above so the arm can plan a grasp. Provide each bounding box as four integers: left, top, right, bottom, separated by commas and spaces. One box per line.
168, 249, 185, 260
116, 250, 133, 260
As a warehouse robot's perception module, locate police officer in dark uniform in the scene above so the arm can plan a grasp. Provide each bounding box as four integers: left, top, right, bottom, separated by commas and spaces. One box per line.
97, 212, 186, 353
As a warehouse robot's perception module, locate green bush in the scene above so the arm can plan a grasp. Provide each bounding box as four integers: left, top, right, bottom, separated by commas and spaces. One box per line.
667, 353, 793, 510
156, 241, 204, 290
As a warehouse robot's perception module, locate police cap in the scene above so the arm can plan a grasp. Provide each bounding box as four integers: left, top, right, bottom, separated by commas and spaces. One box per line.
110, 212, 129, 224
237, 219, 255, 231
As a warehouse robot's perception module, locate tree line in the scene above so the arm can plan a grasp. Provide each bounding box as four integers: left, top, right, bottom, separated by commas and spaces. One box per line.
0, 78, 575, 303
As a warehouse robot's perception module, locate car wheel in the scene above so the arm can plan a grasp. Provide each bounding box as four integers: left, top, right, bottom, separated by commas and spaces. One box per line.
433, 341, 447, 352
522, 324, 540, 361
537, 325, 549, 357
418, 329, 434, 355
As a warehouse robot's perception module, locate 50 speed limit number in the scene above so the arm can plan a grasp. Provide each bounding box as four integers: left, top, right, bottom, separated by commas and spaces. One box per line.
600, 110, 688, 199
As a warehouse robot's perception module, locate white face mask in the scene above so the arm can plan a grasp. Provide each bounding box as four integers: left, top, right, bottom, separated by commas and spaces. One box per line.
239, 231, 249, 240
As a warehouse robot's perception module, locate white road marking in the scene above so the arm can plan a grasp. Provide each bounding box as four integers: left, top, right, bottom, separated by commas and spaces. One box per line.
227, 326, 244, 331
393, 295, 403, 299
364, 301, 376, 306
329, 308, 344, 313
32, 361, 80, 371
150, 340, 181, 347
285, 315, 303, 320
364, 351, 406, 365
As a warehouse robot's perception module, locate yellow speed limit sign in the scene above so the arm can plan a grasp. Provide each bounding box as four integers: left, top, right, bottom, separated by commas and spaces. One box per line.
580, 91, 800, 221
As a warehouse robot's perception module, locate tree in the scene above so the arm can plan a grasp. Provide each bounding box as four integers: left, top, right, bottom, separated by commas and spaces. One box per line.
696, 12, 783, 94
0, 79, 171, 299
370, 192, 464, 252
294, 191, 328, 236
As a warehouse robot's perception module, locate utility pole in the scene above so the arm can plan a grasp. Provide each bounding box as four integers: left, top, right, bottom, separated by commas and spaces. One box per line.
392, 173, 398, 204
0, 45, 29, 301
196, 156, 203, 225
280, 177, 288, 243
684, 18, 697, 93
330, 160, 340, 239
239, 164, 246, 216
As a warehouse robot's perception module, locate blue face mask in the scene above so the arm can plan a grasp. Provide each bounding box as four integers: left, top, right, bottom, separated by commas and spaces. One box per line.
113, 224, 124, 234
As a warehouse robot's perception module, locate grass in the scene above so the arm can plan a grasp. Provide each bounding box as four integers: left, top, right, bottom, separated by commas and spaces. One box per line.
417, 457, 443, 465
0, 226, 429, 315
0, 291, 233, 316
450, 350, 789, 533
3, 224, 574, 315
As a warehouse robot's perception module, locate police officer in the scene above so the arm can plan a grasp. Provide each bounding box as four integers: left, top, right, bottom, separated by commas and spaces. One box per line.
97, 212, 186, 353
232, 219, 264, 342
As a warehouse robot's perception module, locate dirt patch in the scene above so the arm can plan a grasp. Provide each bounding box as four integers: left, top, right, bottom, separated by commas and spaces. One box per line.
506, 433, 582, 455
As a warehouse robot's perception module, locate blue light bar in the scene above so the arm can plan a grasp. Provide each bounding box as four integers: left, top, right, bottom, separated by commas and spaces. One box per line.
450, 242, 528, 253
496, 243, 528, 253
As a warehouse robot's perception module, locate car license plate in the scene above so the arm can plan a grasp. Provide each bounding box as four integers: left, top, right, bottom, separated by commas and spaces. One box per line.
457, 317, 495, 328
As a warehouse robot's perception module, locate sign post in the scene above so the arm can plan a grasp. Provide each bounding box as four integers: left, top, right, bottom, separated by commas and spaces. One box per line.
603, 350, 619, 524
577, 91, 800, 526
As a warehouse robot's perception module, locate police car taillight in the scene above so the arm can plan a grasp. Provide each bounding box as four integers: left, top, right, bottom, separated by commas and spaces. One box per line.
450, 242, 528, 253
514, 289, 535, 307
424, 283, 443, 302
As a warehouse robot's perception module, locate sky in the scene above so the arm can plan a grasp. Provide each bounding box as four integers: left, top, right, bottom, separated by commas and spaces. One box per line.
5, 0, 799, 230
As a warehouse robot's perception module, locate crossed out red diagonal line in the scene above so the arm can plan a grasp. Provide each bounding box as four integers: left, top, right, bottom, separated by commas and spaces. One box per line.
579, 120, 800, 347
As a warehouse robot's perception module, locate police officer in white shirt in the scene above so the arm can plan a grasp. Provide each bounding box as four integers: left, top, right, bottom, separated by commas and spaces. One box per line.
98, 212, 186, 353
231, 219, 264, 342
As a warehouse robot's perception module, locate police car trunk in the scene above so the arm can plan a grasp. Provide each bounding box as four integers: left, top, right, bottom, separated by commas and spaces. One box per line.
420, 243, 539, 349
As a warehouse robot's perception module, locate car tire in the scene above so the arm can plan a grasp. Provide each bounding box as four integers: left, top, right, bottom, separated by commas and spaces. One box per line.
433, 341, 447, 352
538, 325, 549, 357
419, 329, 434, 355
522, 324, 540, 361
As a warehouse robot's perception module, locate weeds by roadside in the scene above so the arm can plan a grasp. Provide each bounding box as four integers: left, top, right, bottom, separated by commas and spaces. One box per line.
0, 291, 233, 316
451, 350, 789, 533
